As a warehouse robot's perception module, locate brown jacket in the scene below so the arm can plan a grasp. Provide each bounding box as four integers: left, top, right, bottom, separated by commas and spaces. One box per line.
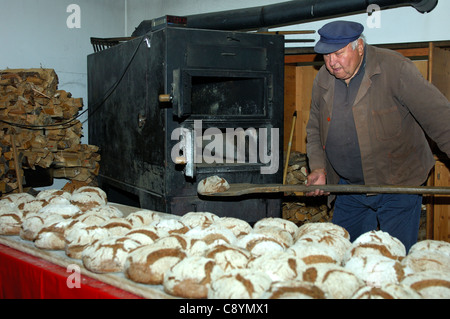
306, 45, 450, 189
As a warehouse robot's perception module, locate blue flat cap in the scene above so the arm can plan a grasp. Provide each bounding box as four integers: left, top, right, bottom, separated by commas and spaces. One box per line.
314, 21, 364, 54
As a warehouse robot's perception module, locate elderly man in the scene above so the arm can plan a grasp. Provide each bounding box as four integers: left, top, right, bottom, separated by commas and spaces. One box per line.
306, 21, 450, 251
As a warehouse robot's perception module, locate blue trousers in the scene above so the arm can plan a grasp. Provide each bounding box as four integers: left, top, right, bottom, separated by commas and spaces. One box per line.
331, 181, 422, 253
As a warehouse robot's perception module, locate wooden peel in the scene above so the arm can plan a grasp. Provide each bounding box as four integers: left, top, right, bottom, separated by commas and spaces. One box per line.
199, 182, 450, 197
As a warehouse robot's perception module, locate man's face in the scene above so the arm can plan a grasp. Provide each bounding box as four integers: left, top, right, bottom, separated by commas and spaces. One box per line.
323, 39, 364, 83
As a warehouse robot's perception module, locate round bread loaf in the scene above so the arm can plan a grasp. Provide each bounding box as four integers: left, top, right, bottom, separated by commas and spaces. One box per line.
64, 223, 110, 259
253, 226, 294, 248
74, 212, 109, 226
402, 250, 450, 273
34, 218, 73, 250
254, 217, 298, 238
126, 209, 161, 227
153, 234, 209, 257
299, 263, 364, 299
205, 243, 251, 272
1, 193, 35, 208
347, 230, 406, 261
71, 186, 107, 212
212, 217, 252, 238
287, 241, 340, 265
150, 218, 189, 234
408, 239, 450, 257
17, 199, 48, 217
37, 203, 82, 219
208, 269, 272, 299
262, 280, 328, 299
401, 271, 450, 299
180, 211, 219, 229
125, 244, 187, 285
185, 225, 237, 246
351, 283, 423, 299
100, 218, 133, 236
236, 233, 285, 256
85, 205, 124, 219
296, 232, 351, 264
163, 256, 224, 298
344, 254, 412, 287
247, 251, 305, 282
125, 226, 168, 246
36, 189, 72, 201
197, 176, 230, 195
0, 207, 23, 235
82, 236, 141, 273
295, 222, 350, 240
20, 212, 64, 241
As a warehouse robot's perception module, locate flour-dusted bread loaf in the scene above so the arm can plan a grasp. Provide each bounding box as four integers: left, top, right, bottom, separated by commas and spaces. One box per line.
64, 222, 110, 259
287, 240, 340, 265
247, 251, 305, 282
124, 226, 168, 246
100, 217, 133, 236
180, 212, 219, 229
34, 218, 73, 250
82, 236, 141, 273
205, 243, 251, 272
20, 212, 64, 241
401, 271, 450, 299
351, 283, 423, 299
185, 224, 237, 246
125, 244, 187, 285
125, 209, 161, 227
36, 189, 72, 201
153, 234, 209, 257
1, 193, 35, 208
0, 207, 23, 235
37, 203, 82, 219
402, 250, 450, 273
254, 217, 298, 238
253, 226, 294, 248
197, 176, 230, 195
70, 186, 107, 212
344, 230, 406, 263
73, 212, 109, 226
150, 218, 190, 235
84, 204, 124, 219
408, 239, 450, 257
208, 269, 272, 299
17, 199, 48, 217
163, 256, 224, 298
298, 263, 364, 299
262, 280, 328, 299
236, 233, 285, 256
212, 217, 252, 238
181, 211, 219, 229
296, 232, 351, 264
344, 254, 412, 287
295, 222, 350, 241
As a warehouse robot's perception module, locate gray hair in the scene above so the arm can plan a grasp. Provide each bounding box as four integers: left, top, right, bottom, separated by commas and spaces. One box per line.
351, 34, 366, 50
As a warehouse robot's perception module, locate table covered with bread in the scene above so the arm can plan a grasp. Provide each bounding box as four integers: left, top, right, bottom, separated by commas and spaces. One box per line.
0, 186, 449, 299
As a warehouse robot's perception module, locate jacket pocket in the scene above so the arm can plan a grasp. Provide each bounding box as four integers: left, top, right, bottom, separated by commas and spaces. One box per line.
371, 105, 402, 140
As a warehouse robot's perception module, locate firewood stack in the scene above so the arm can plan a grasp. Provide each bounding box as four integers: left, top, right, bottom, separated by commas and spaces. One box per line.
0, 68, 100, 194
282, 151, 331, 225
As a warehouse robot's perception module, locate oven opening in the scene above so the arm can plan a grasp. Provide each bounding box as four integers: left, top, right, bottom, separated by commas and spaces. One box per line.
190, 76, 266, 117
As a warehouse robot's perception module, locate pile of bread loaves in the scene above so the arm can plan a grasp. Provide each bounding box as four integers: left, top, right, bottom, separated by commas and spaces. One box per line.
0, 187, 449, 299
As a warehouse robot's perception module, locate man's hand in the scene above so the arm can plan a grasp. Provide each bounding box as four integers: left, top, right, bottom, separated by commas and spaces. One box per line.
305, 168, 329, 196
